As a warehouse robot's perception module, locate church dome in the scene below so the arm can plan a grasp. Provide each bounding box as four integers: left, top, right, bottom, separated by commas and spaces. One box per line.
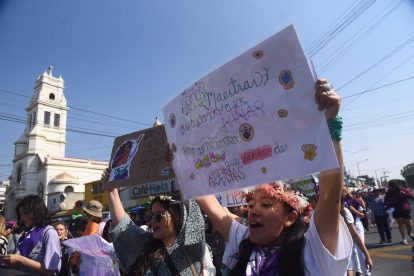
50, 171, 78, 184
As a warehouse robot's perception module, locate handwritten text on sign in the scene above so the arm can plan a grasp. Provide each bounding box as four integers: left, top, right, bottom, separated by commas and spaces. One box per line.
162, 25, 338, 198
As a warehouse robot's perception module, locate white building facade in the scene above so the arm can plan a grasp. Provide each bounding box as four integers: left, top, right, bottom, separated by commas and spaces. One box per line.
5, 67, 108, 219
0, 181, 9, 213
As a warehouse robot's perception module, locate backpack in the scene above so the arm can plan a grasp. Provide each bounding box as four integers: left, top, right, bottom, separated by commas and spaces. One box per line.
0, 236, 8, 255
57, 241, 73, 276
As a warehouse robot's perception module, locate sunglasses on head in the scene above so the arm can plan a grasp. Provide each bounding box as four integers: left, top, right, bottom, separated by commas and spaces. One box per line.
149, 211, 168, 223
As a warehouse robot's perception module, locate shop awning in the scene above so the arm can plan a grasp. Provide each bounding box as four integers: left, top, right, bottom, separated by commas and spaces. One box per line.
51, 207, 84, 219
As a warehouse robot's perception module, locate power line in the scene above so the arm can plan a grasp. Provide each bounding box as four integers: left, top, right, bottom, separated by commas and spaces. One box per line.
345, 126, 414, 141
345, 110, 414, 128
68, 114, 139, 130
344, 96, 414, 112
66, 145, 111, 153
308, 0, 377, 57
341, 75, 414, 100
0, 111, 126, 136
0, 100, 142, 131
342, 51, 414, 109
0, 113, 118, 138
70, 106, 152, 126
318, 0, 404, 73
0, 112, 121, 136
0, 88, 152, 127
336, 35, 414, 92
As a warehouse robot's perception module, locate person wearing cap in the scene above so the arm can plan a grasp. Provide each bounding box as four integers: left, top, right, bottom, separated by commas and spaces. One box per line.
366, 188, 392, 244
70, 200, 105, 270
82, 200, 105, 236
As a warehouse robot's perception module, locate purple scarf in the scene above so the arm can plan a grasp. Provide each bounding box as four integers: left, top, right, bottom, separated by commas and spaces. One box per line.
17, 226, 47, 257
248, 246, 282, 276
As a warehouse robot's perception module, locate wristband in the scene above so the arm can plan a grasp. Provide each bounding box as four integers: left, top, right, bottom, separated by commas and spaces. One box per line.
327, 115, 343, 141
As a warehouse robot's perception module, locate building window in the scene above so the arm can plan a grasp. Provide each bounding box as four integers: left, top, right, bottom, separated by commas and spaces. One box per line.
92, 182, 104, 194
44, 111, 50, 125
38, 182, 43, 198
54, 114, 60, 127
33, 111, 36, 126
64, 186, 74, 193
49, 93, 55, 100
29, 114, 32, 128
16, 165, 22, 184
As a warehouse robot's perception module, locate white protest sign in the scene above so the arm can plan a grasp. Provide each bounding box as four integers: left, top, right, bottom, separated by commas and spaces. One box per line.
162, 25, 338, 198
64, 235, 121, 276
216, 189, 248, 207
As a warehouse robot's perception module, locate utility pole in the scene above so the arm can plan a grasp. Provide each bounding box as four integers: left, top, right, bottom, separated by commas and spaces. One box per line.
375, 170, 380, 188
357, 159, 368, 178
380, 170, 390, 185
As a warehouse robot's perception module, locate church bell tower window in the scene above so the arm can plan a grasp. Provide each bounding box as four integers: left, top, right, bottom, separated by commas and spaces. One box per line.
49, 93, 55, 100
54, 114, 60, 127
33, 111, 36, 126
16, 165, 22, 184
44, 111, 51, 125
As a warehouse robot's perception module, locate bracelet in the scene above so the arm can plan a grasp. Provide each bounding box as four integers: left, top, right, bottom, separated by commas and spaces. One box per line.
327, 115, 343, 141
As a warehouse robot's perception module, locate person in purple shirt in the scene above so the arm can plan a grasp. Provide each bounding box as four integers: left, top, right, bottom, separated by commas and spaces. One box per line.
0, 195, 61, 275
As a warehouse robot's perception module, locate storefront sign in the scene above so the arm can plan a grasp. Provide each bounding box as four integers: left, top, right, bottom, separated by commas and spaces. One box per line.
130, 179, 176, 198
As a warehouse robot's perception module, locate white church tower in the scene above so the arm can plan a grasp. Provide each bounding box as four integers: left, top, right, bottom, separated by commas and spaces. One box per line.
5, 67, 107, 219
24, 66, 68, 158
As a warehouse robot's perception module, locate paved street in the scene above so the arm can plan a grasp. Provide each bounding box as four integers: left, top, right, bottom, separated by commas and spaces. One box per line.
365, 223, 412, 275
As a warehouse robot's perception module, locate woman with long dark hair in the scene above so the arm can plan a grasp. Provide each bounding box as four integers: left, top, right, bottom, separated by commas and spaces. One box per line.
102, 171, 216, 276
196, 80, 352, 275
0, 195, 61, 276
340, 188, 373, 276
385, 180, 414, 245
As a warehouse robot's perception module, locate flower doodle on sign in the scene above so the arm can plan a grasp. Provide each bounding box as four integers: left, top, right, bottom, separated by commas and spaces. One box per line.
239, 123, 254, 142
278, 109, 288, 118
194, 152, 226, 169
302, 144, 317, 161
252, 50, 263, 59
278, 69, 295, 89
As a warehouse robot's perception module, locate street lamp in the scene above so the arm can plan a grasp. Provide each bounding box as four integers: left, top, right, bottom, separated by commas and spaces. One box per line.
357, 159, 368, 178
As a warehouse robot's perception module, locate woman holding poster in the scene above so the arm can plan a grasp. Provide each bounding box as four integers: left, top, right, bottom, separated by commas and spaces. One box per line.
196, 80, 353, 276
102, 170, 216, 275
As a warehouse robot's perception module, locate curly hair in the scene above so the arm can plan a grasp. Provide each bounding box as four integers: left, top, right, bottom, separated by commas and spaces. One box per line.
16, 194, 50, 228
0, 214, 7, 237
229, 199, 308, 276
132, 196, 183, 275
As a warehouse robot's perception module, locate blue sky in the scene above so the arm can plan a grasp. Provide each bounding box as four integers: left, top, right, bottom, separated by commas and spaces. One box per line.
1, 0, 413, 183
